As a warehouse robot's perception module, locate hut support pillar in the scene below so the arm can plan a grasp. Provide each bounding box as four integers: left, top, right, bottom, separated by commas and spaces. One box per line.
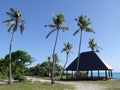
98, 70, 100, 79
108, 70, 111, 78
72, 71, 73, 79
91, 70, 93, 79
66, 71, 68, 80
111, 70, 113, 78
105, 70, 107, 80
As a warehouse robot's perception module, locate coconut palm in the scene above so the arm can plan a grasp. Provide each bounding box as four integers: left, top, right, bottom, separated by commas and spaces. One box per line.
45, 13, 69, 84
61, 42, 73, 79
3, 8, 25, 84
88, 38, 103, 52
73, 15, 95, 78
47, 56, 51, 62
53, 53, 59, 64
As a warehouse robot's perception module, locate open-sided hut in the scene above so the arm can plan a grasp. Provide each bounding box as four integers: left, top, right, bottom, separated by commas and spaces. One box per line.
65, 51, 113, 80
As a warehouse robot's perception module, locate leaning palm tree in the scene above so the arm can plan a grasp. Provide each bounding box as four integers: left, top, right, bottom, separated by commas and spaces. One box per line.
45, 13, 69, 84
73, 15, 95, 78
61, 42, 73, 79
3, 8, 25, 84
88, 38, 103, 52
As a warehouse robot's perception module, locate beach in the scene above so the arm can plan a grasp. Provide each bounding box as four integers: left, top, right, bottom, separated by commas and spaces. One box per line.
1, 76, 120, 90
26, 76, 105, 90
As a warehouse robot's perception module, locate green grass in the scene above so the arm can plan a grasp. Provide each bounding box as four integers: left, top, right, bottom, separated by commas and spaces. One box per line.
1, 79, 120, 90
0, 82, 75, 90
97, 80, 120, 90
81, 80, 120, 90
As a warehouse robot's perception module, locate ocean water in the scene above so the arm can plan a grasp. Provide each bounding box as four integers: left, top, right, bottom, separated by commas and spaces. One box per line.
88, 72, 120, 80
113, 72, 120, 80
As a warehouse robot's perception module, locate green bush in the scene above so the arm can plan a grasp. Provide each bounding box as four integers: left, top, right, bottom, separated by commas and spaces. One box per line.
13, 73, 27, 82
0, 73, 7, 79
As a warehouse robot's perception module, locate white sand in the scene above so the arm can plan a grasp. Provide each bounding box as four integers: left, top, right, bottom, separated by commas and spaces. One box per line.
26, 76, 105, 90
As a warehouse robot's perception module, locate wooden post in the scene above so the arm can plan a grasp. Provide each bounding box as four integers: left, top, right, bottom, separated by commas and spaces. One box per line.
72, 71, 73, 79
66, 71, 68, 80
105, 70, 107, 80
108, 70, 110, 78
98, 70, 100, 79
91, 70, 93, 79
111, 70, 113, 78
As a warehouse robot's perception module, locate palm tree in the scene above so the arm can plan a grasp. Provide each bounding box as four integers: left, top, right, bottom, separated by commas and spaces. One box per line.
46, 56, 52, 77
53, 53, 59, 64
3, 8, 25, 84
45, 13, 69, 84
61, 42, 73, 79
47, 56, 51, 62
73, 15, 95, 78
88, 38, 103, 52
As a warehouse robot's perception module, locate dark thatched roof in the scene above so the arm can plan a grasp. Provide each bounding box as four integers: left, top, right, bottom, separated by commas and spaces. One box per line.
65, 51, 112, 71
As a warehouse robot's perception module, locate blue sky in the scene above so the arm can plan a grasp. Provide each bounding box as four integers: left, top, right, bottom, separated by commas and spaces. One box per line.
0, 0, 120, 72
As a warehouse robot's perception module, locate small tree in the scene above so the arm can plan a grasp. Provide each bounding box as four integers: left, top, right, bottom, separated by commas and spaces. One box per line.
5, 50, 33, 75
26, 60, 62, 77
0, 58, 8, 79
40, 60, 53, 77
5, 50, 33, 82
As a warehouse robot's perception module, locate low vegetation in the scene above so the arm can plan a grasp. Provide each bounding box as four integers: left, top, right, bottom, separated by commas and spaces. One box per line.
0, 82, 74, 90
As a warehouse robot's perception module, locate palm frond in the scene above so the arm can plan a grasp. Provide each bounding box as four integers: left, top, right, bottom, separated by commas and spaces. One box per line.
73, 29, 80, 36
53, 15, 57, 25
3, 19, 15, 27
6, 12, 14, 18
44, 25, 56, 29
20, 24, 24, 34
64, 43, 67, 46
10, 8, 16, 13
20, 19, 25, 24
46, 29, 56, 39
96, 46, 103, 50
75, 18, 78, 21
61, 26, 69, 31
61, 49, 65, 53
2, 19, 14, 23
9, 8, 17, 18
86, 27, 95, 33
7, 24, 14, 32
19, 19, 25, 34
89, 38, 94, 43
96, 49, 100, 52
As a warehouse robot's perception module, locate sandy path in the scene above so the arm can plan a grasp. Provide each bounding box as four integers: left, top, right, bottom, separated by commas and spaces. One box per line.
68, 82, 105, 90
26, 76, 105, 90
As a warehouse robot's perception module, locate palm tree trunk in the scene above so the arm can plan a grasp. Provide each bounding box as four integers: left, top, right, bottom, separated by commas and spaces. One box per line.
61, 53, 68, 79
8, 20, 18, 85
8, 31, 15, 84
51, 29, 59, 84
76, 30, 82, 79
